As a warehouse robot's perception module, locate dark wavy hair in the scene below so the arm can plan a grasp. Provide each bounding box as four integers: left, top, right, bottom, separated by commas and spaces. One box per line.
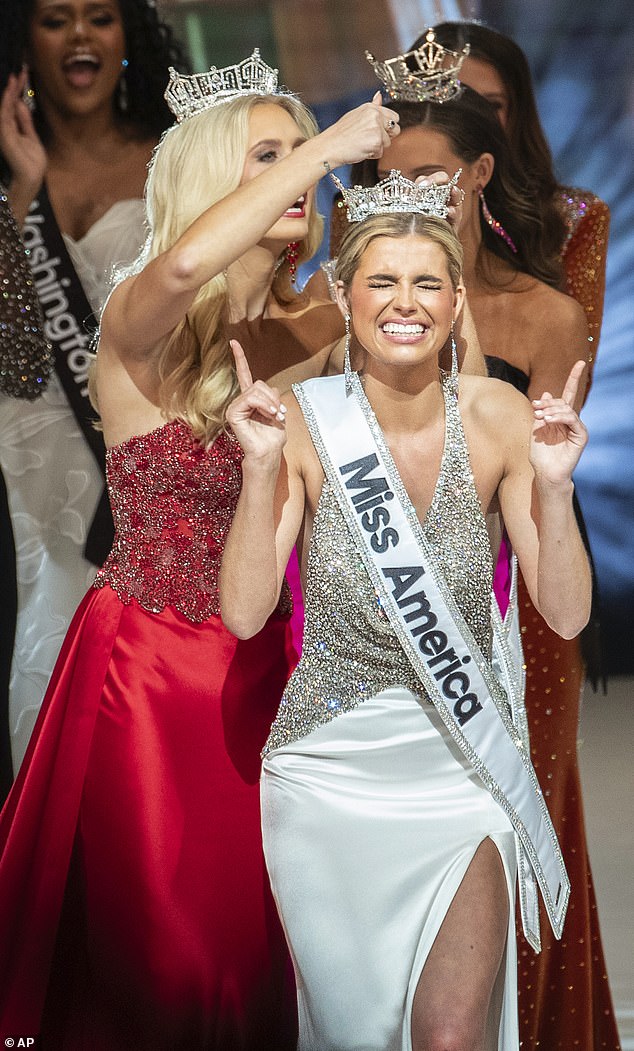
0, 0, 189, 146
350, 86, 563, 288
415, 22, 567, 272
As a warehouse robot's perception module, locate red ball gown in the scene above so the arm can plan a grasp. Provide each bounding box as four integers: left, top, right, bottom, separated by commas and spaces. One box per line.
0, 419, 297, 1050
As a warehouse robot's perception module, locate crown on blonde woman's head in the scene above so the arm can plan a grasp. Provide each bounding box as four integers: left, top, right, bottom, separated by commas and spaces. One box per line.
164, 49, 295, 123
333, 169, 463, 224
366, 28, 470, 104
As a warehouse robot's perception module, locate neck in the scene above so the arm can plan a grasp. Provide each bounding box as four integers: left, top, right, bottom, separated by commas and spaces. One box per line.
226, 242, 284, 321
360, 360, 444, 435
458, 189, 483, 284
42, 101, 129, 160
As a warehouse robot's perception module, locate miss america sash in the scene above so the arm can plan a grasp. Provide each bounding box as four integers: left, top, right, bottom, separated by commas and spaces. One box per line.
295, 372, 569, 951
22, 184, 114, 565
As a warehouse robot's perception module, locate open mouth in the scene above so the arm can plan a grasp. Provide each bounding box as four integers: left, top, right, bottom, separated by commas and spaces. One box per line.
283, 195, 306, 218
62, 53, 101, 89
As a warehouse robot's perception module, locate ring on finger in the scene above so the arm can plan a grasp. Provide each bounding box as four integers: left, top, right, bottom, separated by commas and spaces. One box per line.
386, 118, 396, 130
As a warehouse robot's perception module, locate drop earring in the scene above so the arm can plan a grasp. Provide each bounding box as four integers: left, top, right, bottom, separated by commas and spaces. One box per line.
21, 68, 36, 112
118, 58, 129, 113
478, 186, 517, 254
344, 312, 354, 393
285, 241, 300, 283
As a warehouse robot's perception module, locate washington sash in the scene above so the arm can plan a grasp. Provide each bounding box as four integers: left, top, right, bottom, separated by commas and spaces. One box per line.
22, 184, 114, 565
295, 372, 569, 951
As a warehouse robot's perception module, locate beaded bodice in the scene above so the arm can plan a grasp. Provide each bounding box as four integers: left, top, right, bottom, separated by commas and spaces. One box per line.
95, 419, 290, 623
263, 375, 493, 755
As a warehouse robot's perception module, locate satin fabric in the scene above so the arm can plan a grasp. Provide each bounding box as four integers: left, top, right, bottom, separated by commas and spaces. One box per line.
262, 687, 518, 1051
0, 583, 297, 1050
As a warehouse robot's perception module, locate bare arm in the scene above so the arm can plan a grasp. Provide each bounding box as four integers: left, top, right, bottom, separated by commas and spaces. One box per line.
526, 293, 590, 410
219, 342, 306, 638
497, 360, 591, 639
101, 95, 399, 361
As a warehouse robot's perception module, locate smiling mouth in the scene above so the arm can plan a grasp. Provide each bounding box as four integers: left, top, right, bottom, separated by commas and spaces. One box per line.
381, 322, 428, 336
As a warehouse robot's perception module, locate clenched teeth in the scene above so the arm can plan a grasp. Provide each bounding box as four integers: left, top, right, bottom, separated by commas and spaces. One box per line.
381, 322, 426, 335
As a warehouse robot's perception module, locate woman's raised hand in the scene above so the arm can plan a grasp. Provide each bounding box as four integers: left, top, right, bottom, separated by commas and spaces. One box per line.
226, 340, 288, 465
415, 171, 465, 231
0, 71, 47, 193
318, 91, 400, 168
530, 360, 588, 485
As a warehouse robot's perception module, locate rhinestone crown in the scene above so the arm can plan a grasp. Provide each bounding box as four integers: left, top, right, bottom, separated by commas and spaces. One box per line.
335, 169, 462, 224
165, 49, 292, 123
366, 28, 470, 104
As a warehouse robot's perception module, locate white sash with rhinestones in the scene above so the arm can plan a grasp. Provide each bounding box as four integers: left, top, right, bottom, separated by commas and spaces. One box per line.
295, 372, 569, 951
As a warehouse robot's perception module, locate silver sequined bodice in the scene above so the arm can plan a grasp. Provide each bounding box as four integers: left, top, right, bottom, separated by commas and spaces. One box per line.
263, 376, 493, 755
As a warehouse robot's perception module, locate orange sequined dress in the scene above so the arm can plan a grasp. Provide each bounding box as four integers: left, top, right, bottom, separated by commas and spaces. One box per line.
515, 189, 620, 1051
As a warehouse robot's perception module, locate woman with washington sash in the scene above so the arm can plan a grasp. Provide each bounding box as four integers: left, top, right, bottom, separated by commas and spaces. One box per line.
220, 177, 592, 1050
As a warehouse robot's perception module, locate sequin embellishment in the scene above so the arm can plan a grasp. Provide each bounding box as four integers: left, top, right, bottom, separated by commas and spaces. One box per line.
0, 188, 53, 398
263, 374, 493, 755
94, 419, 291, 623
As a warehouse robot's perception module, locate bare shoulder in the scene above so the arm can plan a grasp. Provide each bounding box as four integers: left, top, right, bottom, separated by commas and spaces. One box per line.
458, 374, 532, 443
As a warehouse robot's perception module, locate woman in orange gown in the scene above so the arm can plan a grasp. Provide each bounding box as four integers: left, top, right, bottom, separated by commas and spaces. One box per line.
403, 23, 616, 1049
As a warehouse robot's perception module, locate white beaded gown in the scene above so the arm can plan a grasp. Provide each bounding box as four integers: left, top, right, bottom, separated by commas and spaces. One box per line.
0, 200, 146, 770
260, 375, 519, 1050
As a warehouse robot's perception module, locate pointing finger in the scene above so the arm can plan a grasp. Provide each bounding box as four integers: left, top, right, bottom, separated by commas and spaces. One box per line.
561, 359, 586, 407
230, 339, 253, 393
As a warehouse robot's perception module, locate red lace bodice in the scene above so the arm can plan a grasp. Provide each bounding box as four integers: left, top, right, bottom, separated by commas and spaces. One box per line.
94, 419, 290, 623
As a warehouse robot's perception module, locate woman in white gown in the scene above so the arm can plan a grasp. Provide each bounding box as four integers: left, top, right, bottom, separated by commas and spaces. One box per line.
220, 184, 592, 1049
0, 0, 187, 775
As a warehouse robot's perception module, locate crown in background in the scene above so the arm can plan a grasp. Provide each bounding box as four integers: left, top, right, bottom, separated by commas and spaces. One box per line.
366, 29, 470, 104
165, 49, 291, 123
334, 169, 462, 224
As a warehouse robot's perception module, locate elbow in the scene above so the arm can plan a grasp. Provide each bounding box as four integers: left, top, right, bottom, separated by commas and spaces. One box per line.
544, 597, 592, 641
224, 616, 263, 641
164, 242, 201, 291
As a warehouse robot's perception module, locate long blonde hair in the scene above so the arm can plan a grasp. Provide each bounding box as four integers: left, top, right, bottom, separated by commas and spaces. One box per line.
120, 93, 323, 444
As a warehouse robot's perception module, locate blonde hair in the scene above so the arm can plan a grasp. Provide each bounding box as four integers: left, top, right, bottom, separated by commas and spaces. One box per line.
114, 93, 323, 444
334, 212, 463, 292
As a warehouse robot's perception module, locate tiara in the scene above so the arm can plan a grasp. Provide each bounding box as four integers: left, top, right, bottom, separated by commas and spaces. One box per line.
366, 28, 470, 103
333, 169, 462, 224
165, 49, 292, 123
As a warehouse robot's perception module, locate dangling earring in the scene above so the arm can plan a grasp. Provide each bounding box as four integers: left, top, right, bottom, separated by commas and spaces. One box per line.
450, 322, 458, 390
21, 68, 36, 113
344, 312, 354, 394
285, 241, 300, 283
478, 186, 518, 254
118, 58, 129, 113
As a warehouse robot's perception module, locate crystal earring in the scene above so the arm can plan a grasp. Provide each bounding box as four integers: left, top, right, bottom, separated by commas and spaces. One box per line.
450, 323, 458, 389
478, 187, 517, 254
285, 241, 300, 283
118, 58, 129, 113
344, 312, 354, 393
22, 70, 36, 113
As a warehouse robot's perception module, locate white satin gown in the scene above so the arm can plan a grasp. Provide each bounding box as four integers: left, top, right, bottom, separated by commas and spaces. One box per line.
261, 376, 519, 1050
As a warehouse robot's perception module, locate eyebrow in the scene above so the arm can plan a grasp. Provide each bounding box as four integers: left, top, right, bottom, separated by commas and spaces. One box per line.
248, 136, 306, 152
367, 272, 443, 282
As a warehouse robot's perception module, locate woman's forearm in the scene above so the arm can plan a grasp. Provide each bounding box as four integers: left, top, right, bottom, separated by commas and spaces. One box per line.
534, 479, 592, 639
220, 458, 283, 639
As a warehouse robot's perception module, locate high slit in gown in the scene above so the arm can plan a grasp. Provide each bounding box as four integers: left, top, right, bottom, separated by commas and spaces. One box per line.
259, 375, 520, 1050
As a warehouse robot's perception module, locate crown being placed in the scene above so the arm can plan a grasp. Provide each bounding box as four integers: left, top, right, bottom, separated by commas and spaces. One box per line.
366, 29, 470, 104
165, 49, 290, 123
334, 169, 462, 224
